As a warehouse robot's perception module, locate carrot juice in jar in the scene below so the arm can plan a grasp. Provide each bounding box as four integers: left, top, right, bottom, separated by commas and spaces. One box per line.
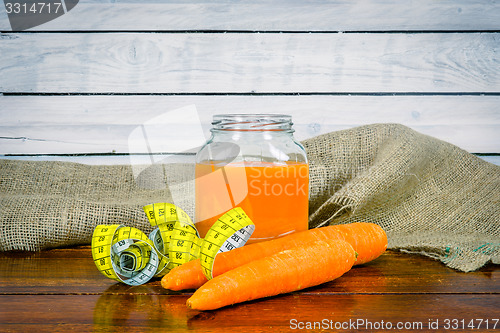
195, 114, 309, 244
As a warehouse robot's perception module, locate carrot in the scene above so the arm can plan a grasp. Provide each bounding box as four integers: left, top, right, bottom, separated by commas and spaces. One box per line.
161, 222, 386, 291
186, 239, 356, 310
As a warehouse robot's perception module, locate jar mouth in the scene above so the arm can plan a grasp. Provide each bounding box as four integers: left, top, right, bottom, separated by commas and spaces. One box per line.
212, 114, 293, 132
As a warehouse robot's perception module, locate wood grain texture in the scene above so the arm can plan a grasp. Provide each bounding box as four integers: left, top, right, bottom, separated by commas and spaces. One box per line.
1, 248, 498, 295
1, 0, 499, 31
0, 248, 498, 332
1, 33, 499, 93
1, 95, 499, 154
1, 294, 499, 332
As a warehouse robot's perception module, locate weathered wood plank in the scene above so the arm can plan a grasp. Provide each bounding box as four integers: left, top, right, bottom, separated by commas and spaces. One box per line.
1, 95, 499, 154
2, 154, 499, 167
4, 95, 500, 127
2, 154, 499, 168
1, 33, 499, 93
480, 155, 500, 166
1, 0, 499, 31
2, 123, 499, 155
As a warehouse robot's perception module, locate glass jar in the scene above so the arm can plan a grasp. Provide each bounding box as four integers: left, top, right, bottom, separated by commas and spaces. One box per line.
195, 114, 309, 243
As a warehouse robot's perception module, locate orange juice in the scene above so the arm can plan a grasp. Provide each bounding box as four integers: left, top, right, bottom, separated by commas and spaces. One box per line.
195, 161, 309, 243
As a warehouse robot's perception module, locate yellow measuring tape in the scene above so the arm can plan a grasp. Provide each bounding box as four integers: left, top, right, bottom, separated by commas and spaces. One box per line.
92, 203, 254, 286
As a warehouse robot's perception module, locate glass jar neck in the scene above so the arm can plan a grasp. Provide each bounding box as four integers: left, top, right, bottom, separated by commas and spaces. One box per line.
211, 114, 294, 133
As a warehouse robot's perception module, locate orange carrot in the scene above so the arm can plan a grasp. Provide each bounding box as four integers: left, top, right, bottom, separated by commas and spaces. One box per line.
186, 239, 356, 310
162, 222, 386, 291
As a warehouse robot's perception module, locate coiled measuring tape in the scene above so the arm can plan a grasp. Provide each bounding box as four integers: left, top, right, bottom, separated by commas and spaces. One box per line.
92, 203, 254, 286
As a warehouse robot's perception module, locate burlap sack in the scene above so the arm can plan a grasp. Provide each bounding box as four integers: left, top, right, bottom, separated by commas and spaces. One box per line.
1, 124, 498, 272
303, 124, 499, 272
0, 161, 195, 252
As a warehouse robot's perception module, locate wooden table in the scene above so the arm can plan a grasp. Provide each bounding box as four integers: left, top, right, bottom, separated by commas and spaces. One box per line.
0, 247, 498, 332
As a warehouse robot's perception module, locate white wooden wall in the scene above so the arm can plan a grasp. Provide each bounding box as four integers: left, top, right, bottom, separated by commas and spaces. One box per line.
0, 1, 499, 164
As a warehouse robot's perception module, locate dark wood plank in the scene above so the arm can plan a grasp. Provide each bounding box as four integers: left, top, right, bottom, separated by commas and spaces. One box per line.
1, 33, 499, 93
1, 246, 498, 332
1, 247, 498, 295
0, 247, 164, 295
1, 294, 499, 332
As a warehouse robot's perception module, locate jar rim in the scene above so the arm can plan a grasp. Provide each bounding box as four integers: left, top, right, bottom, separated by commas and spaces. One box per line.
212, 114, 293, 132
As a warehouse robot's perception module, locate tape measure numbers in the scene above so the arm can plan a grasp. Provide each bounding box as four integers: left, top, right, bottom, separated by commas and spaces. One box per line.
143, 203, 198, 275
200, 207, 254, 279
92, 203, 254, 285
92, 225, 160, 286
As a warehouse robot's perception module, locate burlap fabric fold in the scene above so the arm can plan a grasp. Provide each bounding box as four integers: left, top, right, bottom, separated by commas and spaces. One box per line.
1, 124, 498, 272
303, 124, 499, 272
